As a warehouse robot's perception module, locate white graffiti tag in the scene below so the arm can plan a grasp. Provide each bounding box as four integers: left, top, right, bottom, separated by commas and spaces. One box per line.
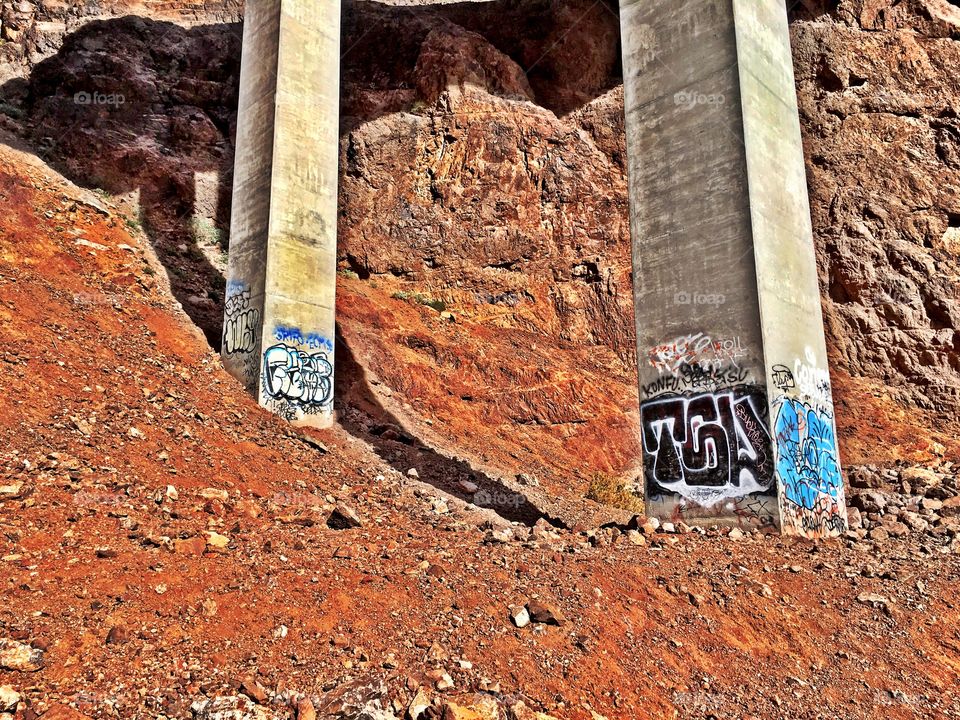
262, 344, 333, 408
222, 288, 260, 354
648, 333, 747, 374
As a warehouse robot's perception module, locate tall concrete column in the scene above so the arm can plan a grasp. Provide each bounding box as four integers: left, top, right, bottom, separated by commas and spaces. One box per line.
619, 0, 847, 537
222, 0, 341, 428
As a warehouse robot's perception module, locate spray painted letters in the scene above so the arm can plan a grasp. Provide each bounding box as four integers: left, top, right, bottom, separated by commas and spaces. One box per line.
222, 286, 261, 354
262, 343, 333, 411
774, 398, 845, 535
641, 387, 774, 507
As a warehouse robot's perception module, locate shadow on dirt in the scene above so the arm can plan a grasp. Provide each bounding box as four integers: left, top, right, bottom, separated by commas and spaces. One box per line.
334, 330, 545, 526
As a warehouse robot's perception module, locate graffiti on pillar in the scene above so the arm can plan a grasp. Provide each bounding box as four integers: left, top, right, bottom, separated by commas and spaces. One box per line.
774, 397, 845, 535
771, 364, 795, 391
647, 333, 748, 375
222, 282, 261, 391
272, 326, 334, 352
261, 341, 333, 417
642, 363, 749, 396
223, 285, 261, 354
640, 386, 774, 508
772, 347, 846, 537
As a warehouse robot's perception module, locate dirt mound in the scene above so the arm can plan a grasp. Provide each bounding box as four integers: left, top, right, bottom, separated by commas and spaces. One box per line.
1, 133, 960, 720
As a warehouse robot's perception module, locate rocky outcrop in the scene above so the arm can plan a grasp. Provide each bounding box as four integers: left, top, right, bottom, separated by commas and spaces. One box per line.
791, 8, 960, 417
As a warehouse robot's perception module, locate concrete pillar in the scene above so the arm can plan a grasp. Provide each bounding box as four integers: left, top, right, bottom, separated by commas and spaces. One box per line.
222, 0, 341, 428
619, 0, 847, 537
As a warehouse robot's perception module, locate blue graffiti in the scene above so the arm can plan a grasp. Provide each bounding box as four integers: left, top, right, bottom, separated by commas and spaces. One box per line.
774, 399, 842, 510
273, 326, 334, 352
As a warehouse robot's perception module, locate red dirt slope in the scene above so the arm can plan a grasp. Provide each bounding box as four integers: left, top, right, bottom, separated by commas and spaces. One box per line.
1, 137, 960, 719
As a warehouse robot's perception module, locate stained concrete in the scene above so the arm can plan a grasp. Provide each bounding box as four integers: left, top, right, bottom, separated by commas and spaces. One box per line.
620, 0, 847, 536
222, 0, 341, 428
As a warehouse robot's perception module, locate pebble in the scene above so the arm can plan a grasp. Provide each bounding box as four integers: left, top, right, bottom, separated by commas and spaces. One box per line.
327, 503, 364, 529
0, 639, 43, 672
526, 599, 565, 626
407, 468, 420, 478
0, 685, 19, 713
509, 605, 530, 628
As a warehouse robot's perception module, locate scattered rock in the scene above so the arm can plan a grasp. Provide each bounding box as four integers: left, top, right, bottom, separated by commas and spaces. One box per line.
296, 697, 317, 720
204, 531, 230, 550
857, 593, 893, 610
105, 626, 129, 645
442, 696, 500, 720
506, 700, 559, 720
526, 599, 565, 626
484, 528, 513, 544
728, 528, 745, 541
0, 481, 25, 501
0, 639, 43, 672
240, 676, 269, 704
509, 605, 530, 628
640, 517, 660, 535
0, 686, 19, 713
327, 503, 364, 530
407, 688, 430, 720
200, 487, 230, 502
191, 695, 278, 720
174, 536, 207, 556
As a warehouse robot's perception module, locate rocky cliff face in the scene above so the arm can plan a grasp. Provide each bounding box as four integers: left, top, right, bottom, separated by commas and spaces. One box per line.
1, 0, 958, 503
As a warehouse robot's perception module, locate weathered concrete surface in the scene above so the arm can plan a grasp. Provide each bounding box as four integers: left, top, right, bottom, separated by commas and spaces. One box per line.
620, 0, 847, 536
734, 0, 847, 536
223, 0, 341, 427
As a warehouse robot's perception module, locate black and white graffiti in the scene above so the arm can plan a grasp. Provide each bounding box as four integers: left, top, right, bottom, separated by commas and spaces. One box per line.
222, 285, 261, 355
262, 343, 333, 410
771, 364, 795, 391
642, 363, 750, 396
641, 386, 774, 507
